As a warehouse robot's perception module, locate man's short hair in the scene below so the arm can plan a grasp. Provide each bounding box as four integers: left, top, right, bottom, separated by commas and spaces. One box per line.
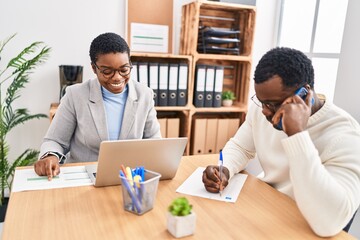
254, 47, 314, 89
89, 32, 130, 64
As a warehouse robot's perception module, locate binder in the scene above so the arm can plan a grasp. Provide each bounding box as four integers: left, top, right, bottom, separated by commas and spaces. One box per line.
204, 119, 218, 154
158, 118, 167, 138
215, 118, 229, 153
177, 63, 188, 106
213, 66, 224, 107
191, 119, 207, 155
204, 66, 215, 107
158, 63, 168, 106
194, 65, 206, 107
168, 64, 178, 106
166, 118, 180, 138
131, 62, 138, 82
149, 62, 159, 106
227, 118, 240, 139
138, 62, 149, 86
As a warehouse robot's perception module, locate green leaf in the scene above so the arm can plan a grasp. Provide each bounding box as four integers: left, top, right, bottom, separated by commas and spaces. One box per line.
168, 197, 193, 216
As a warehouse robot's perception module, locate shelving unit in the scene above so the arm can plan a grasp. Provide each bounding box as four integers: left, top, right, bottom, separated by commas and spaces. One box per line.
180, 0, 256, 155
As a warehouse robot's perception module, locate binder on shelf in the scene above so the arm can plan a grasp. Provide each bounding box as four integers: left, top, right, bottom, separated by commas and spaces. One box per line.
177, 63, 188, 106
168, 64, 178, 106
228, 118, 240, 139
191, 118, 207, 155
158, 63, 169, 106
158, 118, 167, 138
215, 118, 229, 153
138, 62, 149, 86
166, 118, 180, 138
194, 65, 206, 107
131, 62, 138, 82
204, 119, 217, 154
149, 62, 159, 106
204, 66, 215, 108
213, 66, 224, 107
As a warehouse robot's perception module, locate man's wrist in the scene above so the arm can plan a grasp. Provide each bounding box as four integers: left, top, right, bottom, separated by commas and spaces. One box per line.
40, 151, 66, 164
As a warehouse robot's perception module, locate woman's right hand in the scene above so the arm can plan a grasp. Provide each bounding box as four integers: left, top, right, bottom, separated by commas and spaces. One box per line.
202, 165, 229, 193
34, 156, 60, 180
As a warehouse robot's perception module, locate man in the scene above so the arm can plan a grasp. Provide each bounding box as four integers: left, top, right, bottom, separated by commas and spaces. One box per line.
34, 32, 161, 179
202, 47, 360, 237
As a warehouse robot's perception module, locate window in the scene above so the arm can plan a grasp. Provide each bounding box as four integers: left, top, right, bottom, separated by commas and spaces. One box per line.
277, 0, 348, 101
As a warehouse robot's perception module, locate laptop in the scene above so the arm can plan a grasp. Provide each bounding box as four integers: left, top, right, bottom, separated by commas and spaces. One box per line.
85, 137, 188, 187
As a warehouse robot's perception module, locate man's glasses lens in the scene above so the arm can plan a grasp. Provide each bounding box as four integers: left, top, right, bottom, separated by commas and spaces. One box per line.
251, 94, 280, 112
251, 94, 262, 108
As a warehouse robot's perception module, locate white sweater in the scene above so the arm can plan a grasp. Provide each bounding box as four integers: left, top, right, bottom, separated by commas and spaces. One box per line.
223, 100, 360, 237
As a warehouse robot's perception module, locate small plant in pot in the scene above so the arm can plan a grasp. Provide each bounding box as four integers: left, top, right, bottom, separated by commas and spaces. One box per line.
167, 197, 196, 238
222, 90, 236, 107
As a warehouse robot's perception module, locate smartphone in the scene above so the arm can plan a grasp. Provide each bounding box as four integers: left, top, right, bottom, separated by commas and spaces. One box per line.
275, 87, 313, 130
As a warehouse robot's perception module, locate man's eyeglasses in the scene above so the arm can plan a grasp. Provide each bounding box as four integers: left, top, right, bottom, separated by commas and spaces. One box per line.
251, 94, 283, 112
93, 63, 132, 79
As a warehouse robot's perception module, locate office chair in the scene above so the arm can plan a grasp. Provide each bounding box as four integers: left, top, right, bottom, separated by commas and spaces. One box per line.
343, 210, 357, 232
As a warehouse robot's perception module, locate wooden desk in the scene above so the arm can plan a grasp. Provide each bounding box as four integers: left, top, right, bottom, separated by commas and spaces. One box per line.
2, 155, 355, 239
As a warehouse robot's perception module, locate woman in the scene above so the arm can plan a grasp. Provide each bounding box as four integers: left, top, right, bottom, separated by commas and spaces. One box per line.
34, 32, 161, 179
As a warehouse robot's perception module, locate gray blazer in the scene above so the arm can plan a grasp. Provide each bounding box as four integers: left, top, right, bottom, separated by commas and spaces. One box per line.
40, 78, 161, 163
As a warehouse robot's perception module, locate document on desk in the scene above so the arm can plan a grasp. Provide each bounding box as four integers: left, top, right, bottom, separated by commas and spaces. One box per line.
176, 167, 247, 203
12, 166, 93, 192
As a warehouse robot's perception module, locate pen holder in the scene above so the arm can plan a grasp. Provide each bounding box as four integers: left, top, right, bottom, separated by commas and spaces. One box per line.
120, 169, 161, 215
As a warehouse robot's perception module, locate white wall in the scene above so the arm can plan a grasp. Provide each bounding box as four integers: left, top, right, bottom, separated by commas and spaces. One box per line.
0, 0, 125, 161
334, 0, 360, 123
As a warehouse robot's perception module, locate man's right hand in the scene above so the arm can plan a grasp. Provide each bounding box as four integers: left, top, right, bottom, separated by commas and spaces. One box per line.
202, 165, 230, 193
34, 156, 60, 180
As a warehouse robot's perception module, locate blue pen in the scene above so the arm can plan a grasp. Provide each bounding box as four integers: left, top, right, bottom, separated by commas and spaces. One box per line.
219, 150, 223, 197
119, 170, 142, 213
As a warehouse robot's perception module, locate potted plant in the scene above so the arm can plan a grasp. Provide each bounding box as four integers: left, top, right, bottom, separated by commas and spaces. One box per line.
222, 90, 236, 107
167, 197, 196, 238
0, 34, 50, 220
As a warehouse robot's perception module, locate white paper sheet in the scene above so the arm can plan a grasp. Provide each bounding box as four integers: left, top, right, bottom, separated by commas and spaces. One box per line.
12, 166, 93, 192
176, 167, 247, 203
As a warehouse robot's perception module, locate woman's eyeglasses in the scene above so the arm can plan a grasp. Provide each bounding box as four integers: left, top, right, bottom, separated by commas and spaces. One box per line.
93, 63, 132, 79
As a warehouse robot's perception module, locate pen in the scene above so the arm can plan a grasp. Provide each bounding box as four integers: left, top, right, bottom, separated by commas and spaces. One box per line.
133, 174, 142, 203
119, 170, 142, 213
219, 150, 223, 197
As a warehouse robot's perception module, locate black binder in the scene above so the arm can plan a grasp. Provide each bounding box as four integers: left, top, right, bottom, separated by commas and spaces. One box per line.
213, 66, 224, 107
194, 65, 206, 107
149, 62, 159, 106
168, 63, 178, 106
177, 63, 188, 106
138, 62, 149, 86
158, 63, 168, 106
204, 66, 215, 107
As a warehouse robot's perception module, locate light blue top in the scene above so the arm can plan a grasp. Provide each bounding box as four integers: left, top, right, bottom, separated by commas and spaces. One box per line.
101, 85, 128, 140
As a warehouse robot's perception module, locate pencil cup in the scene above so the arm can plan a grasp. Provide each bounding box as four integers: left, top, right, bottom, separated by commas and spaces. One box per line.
120, 169, 161, 215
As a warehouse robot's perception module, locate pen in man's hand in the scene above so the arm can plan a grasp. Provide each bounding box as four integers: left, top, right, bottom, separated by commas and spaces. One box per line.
219, 150, 223, 196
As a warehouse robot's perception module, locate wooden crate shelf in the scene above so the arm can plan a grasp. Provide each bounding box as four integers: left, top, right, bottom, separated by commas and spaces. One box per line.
180, 0, 256, 57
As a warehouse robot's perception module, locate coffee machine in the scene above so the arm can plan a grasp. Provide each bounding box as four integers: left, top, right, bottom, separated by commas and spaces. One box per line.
59, 65, 83, 100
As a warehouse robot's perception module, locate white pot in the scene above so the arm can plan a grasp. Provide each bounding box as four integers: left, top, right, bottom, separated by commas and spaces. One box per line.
222, 99, 233, 107
167, 211, 196, 238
